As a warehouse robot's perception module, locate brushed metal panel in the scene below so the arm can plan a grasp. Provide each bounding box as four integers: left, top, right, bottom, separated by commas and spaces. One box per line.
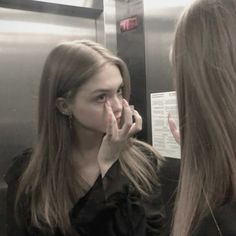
33, 0, 103, 9
0, 0, 103, 18
0, 7, 96, 185
96, 0, 117, 54
115, 0, 148, 141
143, 1, 185, 142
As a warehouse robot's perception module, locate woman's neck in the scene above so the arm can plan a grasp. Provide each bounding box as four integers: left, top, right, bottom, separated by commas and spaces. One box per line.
72, 123, 104, 151
71, 128, 103, 179
73, 132, 103, 156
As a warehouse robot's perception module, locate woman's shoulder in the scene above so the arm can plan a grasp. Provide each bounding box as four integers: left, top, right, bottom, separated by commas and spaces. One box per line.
4, 148, 32, 185
195, 201, 236, 236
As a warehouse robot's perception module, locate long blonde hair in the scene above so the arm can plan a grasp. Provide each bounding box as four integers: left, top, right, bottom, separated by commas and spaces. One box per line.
16, 40, 162, 234
171, 0, 236, 235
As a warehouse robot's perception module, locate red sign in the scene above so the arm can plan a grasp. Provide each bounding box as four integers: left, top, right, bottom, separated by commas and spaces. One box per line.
119, 16, 138, 32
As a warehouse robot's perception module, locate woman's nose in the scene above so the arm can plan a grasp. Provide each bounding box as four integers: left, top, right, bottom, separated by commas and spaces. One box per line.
109, 95, 123, 114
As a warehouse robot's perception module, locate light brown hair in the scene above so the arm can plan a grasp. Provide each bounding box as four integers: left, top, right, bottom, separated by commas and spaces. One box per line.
16, 40, 161, 234
171, 0, 236, 235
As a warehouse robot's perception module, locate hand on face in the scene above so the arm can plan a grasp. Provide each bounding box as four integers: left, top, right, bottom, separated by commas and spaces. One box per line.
97, 99, 142, 177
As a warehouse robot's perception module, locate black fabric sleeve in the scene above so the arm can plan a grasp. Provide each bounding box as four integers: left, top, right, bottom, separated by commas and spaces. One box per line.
193, 202, 236, 236
70, 160, 165, 236
70, 174, 106, 236
193, 215, 223, 236
101, 161, 165, 236
159, 158, 180, 236
4, 149, 32, 236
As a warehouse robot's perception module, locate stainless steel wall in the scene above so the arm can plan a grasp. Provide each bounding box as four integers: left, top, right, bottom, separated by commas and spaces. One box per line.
116, 0, 148, 142
0, 1, 119, 234
0, 5, 97, 236
97, 0, 117, 54
143, 1, 185, 142
0, 7, 96, 186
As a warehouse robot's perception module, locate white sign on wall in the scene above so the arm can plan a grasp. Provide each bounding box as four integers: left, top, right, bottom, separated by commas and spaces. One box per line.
150, 91, 180, 159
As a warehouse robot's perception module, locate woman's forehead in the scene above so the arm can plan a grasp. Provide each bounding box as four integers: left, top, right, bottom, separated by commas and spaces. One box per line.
81, 64, 123, 91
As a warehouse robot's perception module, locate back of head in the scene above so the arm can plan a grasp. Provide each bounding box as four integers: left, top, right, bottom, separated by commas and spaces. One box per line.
171, 0, 236, 235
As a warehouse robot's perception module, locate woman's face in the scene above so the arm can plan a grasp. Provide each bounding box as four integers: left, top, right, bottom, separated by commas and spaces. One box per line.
70, 63, 124, 134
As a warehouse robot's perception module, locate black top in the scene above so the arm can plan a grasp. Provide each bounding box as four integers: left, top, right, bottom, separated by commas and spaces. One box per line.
158, 158, 179, 236
193, 201, 236, 236
4, 149, 177, 236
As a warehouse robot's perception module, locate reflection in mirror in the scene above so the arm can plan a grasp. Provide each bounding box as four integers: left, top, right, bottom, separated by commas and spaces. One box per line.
0, 2, 98, 235
1, 1, 185, 236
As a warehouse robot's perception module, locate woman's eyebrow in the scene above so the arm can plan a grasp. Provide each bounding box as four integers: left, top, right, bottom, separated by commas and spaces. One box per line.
91, 89, 110, 95
91, 83, 124, 95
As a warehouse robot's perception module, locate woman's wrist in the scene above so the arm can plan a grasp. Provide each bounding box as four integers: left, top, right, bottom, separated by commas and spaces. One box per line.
98, 155, 119, 177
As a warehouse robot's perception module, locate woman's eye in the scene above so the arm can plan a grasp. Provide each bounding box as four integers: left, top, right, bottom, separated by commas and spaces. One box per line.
96, 94, 106, 102
117, 87, 123, 96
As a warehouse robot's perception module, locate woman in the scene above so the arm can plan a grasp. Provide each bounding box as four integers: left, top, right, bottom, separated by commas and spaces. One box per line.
170, 0, 236, 235
5, 40, 164, 236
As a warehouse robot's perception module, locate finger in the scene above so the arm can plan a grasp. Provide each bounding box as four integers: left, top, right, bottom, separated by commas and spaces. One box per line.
128, 110, 142, 136
106, 113, 113, 140
120, 99, 133, 136
168, 113, 177, 129
105, 102, 113, 138
168, 113, 180, 144
105, 101, 118, 139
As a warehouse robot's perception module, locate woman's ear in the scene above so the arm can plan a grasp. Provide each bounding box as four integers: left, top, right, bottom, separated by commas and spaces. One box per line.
56, 97, 71, 115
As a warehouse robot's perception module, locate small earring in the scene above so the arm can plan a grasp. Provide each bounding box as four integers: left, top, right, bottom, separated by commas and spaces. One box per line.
68, 113, 73, 129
